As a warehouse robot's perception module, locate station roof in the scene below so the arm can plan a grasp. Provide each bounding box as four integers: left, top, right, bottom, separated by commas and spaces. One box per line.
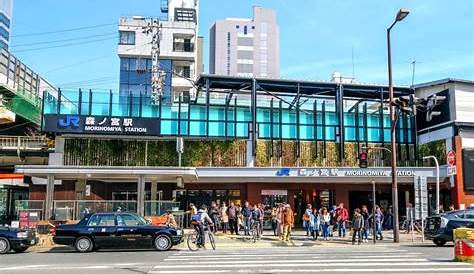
196, 74, 413, 99
15, 166, 198, 182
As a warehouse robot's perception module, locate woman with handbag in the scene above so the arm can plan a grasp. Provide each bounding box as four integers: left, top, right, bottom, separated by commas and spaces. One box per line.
302, 204, 312, 236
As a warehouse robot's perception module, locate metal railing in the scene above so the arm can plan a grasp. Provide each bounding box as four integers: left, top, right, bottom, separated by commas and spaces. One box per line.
0, 135, 51, 151
15, 200, 45, 219
16, 200, 182, 221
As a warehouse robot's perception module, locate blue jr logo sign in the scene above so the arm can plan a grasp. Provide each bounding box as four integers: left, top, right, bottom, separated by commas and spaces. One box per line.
57, 116, 80, 129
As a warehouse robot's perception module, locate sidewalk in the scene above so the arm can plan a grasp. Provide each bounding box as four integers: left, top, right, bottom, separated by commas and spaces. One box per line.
205, 229, 432, 249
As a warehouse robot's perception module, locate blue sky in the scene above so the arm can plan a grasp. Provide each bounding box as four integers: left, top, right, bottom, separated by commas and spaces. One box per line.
10, 0, 474, 90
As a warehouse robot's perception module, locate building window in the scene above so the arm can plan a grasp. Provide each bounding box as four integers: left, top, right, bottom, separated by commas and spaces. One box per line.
173, 37, 194, 52
236, 25, 240, 29
0, 26, 9, 41
0, 12, 10, 28
227, 32, 231, 75
244, 26, 248, 35
252, 26, 255, 30
119, 31, 135, 45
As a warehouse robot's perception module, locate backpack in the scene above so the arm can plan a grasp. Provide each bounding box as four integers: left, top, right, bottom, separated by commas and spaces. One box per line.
191, 212, 203, 223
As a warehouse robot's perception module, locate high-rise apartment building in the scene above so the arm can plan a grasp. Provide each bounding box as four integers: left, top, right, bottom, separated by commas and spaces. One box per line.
117, 0, 201, 104
209, 6, 279, 78
0, 0, 13, 50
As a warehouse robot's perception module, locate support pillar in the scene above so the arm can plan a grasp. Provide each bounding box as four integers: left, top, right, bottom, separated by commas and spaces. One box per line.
45, 175, 55, 220
150, 180, 158, 215
246, 140, 255, 167
137, 175, 145, 216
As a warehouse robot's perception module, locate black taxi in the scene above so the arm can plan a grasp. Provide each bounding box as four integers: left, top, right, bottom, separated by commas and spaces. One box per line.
53, 212, 183, 252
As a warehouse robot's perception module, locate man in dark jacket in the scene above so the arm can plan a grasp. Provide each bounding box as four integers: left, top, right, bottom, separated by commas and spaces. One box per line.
227, 202, 239, 235
351, 208, 364, 245
241, 201, 252, 236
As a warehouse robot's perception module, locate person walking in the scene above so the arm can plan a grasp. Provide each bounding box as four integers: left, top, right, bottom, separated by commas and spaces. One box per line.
258, 203, 265, 236
361, 205, 370, 243
351, 208, 364, 245
271, 206, 278, 236
302, 204, 313, 236
227, 202, 238, 235
276, 204, 284, 238
241, 201, 252, 236
311, 207, 320, 240
220, 202, 229, 234
374, 206, 384, 240
335, 203, 349, 237
208, 201, 220, 233
282, 204, 294, 241
321, 207, 331, 241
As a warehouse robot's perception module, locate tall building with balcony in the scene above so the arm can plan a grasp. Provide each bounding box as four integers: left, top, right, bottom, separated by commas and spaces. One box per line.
209, 6, 280, 78
117, 0, 200, 105
0, 0, 12, 50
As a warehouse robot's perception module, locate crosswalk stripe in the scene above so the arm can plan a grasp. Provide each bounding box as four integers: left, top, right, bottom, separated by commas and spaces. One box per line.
170, 249, 411, 256
165, 253, 422, 260
162, 258, 427, 263
155, 262, 471, 269
150, 268, 474, 274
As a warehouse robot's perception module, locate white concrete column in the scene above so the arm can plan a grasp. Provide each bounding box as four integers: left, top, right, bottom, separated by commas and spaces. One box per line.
150, 180, 158, 215
246, 140, 255, 167
45, 175, 55, 220
137, 175, 146, 216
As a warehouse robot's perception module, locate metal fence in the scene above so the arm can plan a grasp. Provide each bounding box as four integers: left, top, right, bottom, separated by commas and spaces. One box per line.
15, 200, 45, 219
16, 200, 182, 221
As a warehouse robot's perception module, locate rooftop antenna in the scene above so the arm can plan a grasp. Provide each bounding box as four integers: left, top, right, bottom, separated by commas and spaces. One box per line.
411, 60, 416, 86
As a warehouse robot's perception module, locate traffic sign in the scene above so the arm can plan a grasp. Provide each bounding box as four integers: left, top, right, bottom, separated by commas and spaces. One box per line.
448, 165, 457, 176
447, 150, 456, 166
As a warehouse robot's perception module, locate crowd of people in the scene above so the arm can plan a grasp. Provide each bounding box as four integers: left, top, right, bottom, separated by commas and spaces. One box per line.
187, 200, 394, 244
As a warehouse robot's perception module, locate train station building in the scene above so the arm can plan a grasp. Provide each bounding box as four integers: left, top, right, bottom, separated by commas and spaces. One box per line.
14, 74, 453, 221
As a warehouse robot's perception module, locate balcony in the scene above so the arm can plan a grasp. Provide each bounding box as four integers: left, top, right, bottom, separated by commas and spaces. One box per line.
173, 42, 194, 53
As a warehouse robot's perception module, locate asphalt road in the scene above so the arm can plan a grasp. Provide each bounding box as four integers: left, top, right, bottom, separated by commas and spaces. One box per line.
0, 243, 472, 274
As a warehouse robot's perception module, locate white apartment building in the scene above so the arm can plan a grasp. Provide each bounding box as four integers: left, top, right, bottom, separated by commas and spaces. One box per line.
117, 0, 201, 103
209, 6, 280, 78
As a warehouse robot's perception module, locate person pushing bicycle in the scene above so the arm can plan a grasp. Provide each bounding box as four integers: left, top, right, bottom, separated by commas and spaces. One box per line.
191, 205, 214, 248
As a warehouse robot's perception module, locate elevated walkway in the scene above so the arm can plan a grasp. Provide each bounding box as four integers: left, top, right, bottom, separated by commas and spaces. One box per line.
0, 48, 56, 125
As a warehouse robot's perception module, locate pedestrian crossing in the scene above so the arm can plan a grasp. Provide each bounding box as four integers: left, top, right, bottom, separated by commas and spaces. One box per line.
150, 247, 474, 274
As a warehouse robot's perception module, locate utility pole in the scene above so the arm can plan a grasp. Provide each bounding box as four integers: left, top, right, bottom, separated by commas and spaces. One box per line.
143, 19, 165, 105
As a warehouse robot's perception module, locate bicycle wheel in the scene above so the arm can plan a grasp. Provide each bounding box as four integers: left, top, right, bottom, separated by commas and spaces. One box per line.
208, 232, 216, 250
187, 231, 199, 251
252, 225, 258, 243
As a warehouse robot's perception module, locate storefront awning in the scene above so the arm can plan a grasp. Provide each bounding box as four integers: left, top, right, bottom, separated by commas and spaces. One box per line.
14, 165, 198, 182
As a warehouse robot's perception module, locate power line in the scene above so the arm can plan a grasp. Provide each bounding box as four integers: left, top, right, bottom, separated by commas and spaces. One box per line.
12, 36, 118, 53
11, 23, 116, 37
10, 32, 117, 48
44, 42, 151, 74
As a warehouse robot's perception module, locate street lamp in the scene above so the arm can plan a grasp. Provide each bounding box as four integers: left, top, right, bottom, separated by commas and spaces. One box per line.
387, 8, 410, 243
423, 156, 440, 214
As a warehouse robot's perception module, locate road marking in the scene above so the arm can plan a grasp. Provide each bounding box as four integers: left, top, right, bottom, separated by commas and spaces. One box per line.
163, 258, 428, 264
150, 268, 474, 274
165, 253, 422, 260
171, 249, 411, 255
154, 262, 472, 269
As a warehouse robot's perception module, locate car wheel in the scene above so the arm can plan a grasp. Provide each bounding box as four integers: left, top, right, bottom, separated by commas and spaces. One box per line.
154, 235, 172, 251
75, 236, 94, 253
12, 247, 29, 253
0, 237, 10, 254
433, 239, 446, 246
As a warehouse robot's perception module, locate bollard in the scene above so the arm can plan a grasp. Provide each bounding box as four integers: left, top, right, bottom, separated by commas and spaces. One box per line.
453, 228, 474, 263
